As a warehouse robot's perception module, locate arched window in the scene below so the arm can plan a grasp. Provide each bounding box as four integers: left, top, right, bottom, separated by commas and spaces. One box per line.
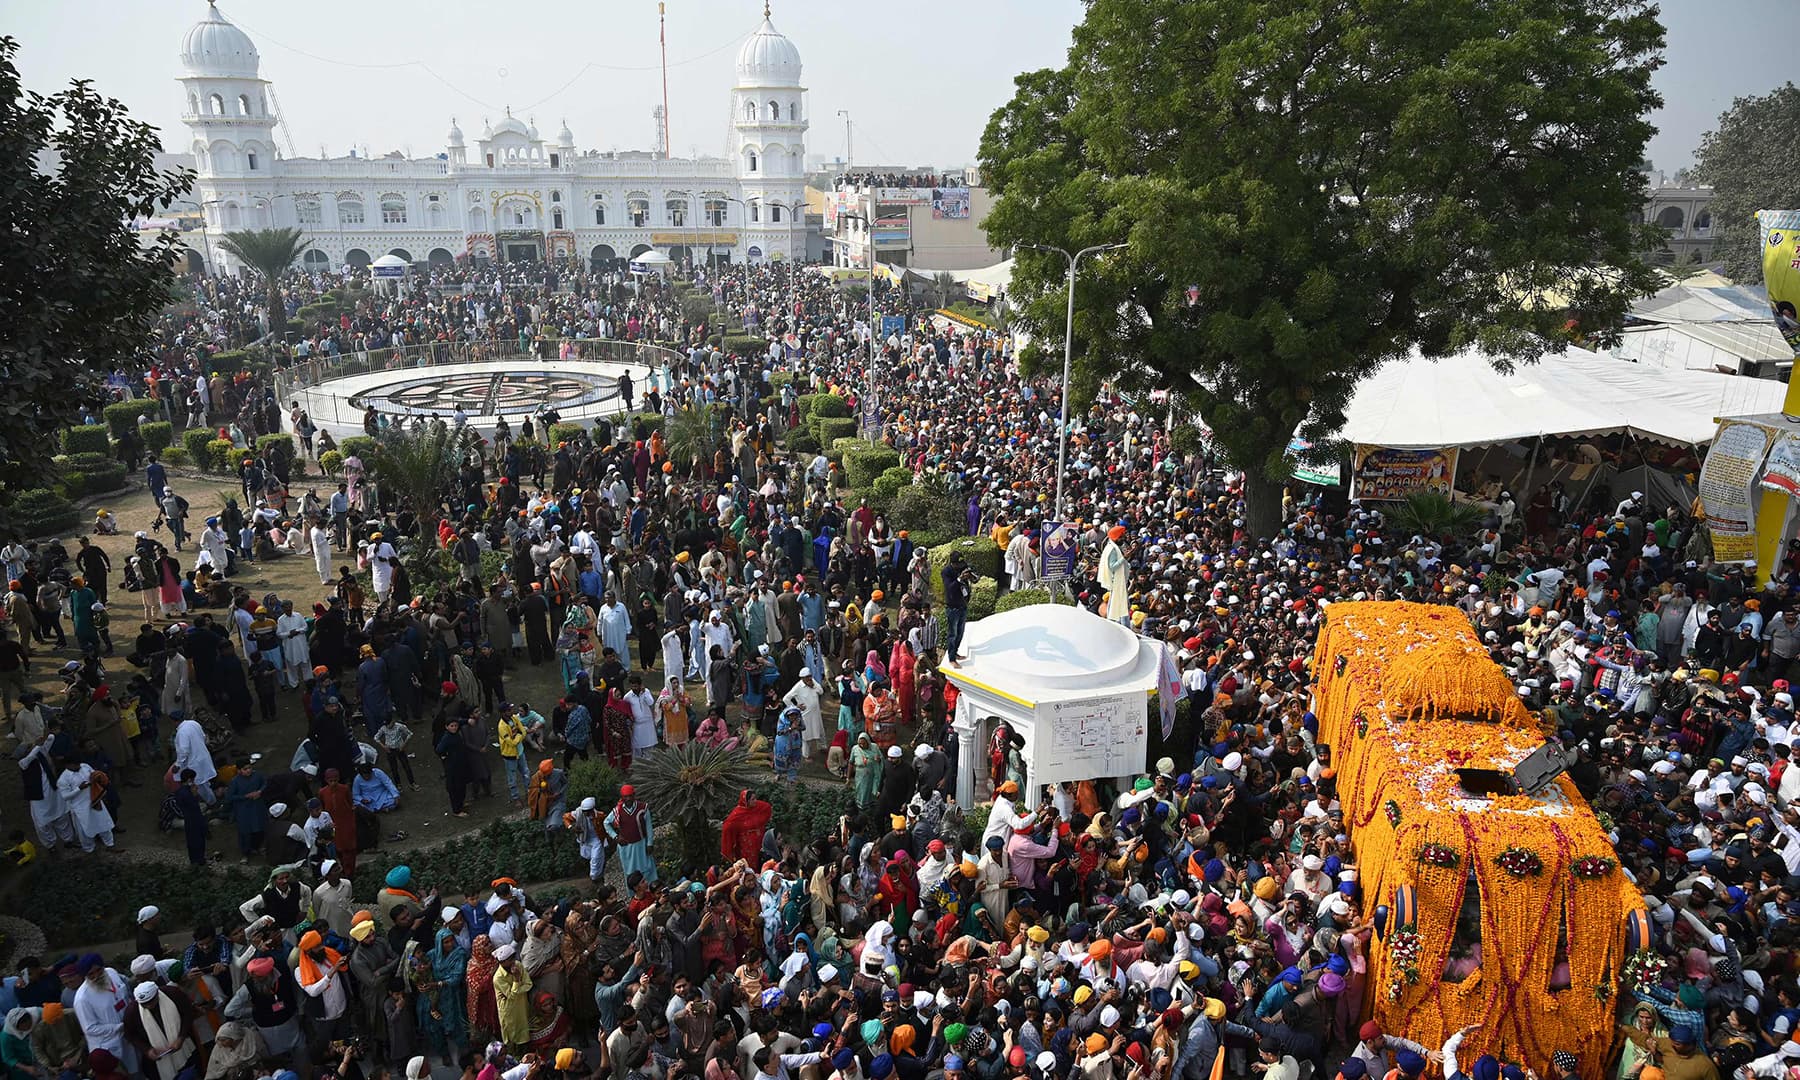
427, 202, 446, 227
296, 198, 322, 224
339, 200, 365, 225
771, 204, 783, 223
188, 94, 199, 115
208, 93, 224, 115
744, 100, 757, 121
749, 200, 760, 223
238, 93, 252, 116
1656, 206, 1685, 231
553, 208, 564, 230
468, 205, 487, 231
246, 151, 258, 171
768, 100, 780, 120
789, 100, 800, 122
551, 191, 561, 203
593, 200, 606, 225
223, 202, 242, 228
706, 198, 727, 226
1696, 210, 1713, 232
667, 198, 688, 227
628, 197, 649, 227
381, 197, 407, 224
745, 149, 758, 173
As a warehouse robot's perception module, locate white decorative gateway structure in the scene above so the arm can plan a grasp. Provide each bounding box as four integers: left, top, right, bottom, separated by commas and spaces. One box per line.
178, 1, 809, 273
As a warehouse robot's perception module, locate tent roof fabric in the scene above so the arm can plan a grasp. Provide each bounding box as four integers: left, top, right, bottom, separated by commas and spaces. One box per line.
1631, 282, 1772, 325
1613, 322, 1792, 371
1337, 347, 1789, 450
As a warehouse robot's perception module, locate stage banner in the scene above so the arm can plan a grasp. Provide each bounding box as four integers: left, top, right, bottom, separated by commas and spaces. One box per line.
1758, 210, 1800, 357
1699, 419, 1777, 562
931, 186, 971, 219
1349, 446, 1458, 501
1040, 521, 1080, 580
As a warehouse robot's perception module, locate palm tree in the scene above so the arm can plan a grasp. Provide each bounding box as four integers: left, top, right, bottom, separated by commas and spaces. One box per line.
664, 405, 715, 479
628, 742, 761, 874
365, 420, 480, 578
217, 227, 310, 339
1386, 492, 1487, 541
931, 270, 960, 309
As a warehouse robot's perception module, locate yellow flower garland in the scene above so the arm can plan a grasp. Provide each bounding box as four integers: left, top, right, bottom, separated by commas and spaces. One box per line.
1314, 601, 1640, 1080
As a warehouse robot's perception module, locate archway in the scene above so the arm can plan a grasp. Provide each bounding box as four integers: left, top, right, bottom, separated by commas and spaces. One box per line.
302, 249, 331, 271
184, 250, 206, 275
628, 243, 653, 258
666, 244, 693, 266
427, 247, 456, 268
344, 248, 372, 269
1655, 206, 1685, 231
387, 248, 414, 263
590, 244, 617, 270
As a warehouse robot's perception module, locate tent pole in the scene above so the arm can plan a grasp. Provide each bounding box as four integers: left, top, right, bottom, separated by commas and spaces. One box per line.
1515, 433, 1544, 532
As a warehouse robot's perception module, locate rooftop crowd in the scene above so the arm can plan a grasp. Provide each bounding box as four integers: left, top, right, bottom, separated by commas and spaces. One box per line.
3, 258, 1791, 1080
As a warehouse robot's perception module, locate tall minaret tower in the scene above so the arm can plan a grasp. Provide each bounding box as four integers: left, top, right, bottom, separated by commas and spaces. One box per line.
732, 3, 808, 262
179, 1, 277, 191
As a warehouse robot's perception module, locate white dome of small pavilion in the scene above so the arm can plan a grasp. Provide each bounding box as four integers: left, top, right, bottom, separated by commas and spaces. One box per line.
447, 118, 465, 147
181, 1, 260, 79
735, 14, 801, 87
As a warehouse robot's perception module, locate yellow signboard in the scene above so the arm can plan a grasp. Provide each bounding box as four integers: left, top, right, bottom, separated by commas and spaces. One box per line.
650, 232, 738, 246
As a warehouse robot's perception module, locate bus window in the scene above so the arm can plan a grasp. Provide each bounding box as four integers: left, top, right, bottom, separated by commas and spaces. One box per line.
1442, 872, 1482, 983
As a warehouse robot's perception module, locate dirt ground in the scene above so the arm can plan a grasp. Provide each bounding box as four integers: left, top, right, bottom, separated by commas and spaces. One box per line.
0, 459, 844, 864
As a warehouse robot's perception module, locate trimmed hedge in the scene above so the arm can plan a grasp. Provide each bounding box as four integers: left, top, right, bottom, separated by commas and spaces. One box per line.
927, 536, 1004, 603
159, 447, 191, 468
58, 460, 127, 499
770, 371, 795, 390
721, 333, 766, 356
814, 416, 859, 448
785, 430, 820, 454
319, 450, 344, 476
873, 466, 915, 502
140, 421, 174, 452
62, 425, 111, 456
182, 428, 216, 469
7, 488, 80, 539
797, 393, 850, 420
548, 423, 586, 447
203, 349, 252, 375
102, 398, 153, 438
338, 436, 378, 462
631, 412, 665, 436
257, 432, 295, 470
845, 444, 902, 488
205, 438, 237, 472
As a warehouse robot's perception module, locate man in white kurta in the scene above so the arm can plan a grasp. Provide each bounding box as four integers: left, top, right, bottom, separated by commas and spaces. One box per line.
598, 597, 633, 667
782, 670, 824, 759
57, 762, 117, 852
660, 627, 686, 685
74, 962, 136, 1071
1101, 536, 1131, 623
624, 680, 658, 754
173, 717, 218, 799
276, 603, 311, 689
367, 536, 399, 601
18, 738, 74, 850
198, 519, 232, 573
310, 521, 332, 584
701, 612, 735, 680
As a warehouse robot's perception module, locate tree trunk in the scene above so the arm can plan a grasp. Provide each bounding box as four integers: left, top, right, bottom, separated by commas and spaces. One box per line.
1241, 467, 1284, 542
267, 282, 287, 341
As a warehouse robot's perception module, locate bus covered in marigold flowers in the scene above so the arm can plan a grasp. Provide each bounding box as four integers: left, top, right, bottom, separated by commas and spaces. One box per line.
1310, 601, 1642, 1080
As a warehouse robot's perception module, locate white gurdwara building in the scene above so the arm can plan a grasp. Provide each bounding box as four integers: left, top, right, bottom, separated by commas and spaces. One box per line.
178, 1, 809, 272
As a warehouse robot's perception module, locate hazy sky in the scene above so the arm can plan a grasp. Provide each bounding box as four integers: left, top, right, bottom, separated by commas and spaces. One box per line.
5, 0, 1794, 172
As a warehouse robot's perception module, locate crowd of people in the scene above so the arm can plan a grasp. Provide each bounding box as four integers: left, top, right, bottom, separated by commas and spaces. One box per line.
3, 257, 1793, 1080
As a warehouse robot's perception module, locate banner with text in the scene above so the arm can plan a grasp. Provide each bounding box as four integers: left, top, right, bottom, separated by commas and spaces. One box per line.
1040, 521, 1080, 580
1759, 210, 1800, 358
932, 186, 971, 219
1763, 431, 1800, 497
875, 187, 930, 205
1699, 419, 1778, 562
1349, 446, 1458, 501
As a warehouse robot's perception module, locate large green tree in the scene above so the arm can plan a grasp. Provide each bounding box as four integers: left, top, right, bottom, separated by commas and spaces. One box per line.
1691, 83, 1800, 282
980, 0, 1664, 536
218, 227, 310, 340
0, 36, 190, 496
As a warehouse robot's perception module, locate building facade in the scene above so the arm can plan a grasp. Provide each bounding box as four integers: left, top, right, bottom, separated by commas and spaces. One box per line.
821, 168, 1005, 272
1641, 169, 1716, 266
178, 1, 808, 274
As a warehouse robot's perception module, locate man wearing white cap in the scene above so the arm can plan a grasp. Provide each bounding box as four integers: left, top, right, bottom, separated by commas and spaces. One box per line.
569, 797, 607, 883
782, 668, 823, 759
313, 860, 356, 938
124, 979, 197, 1080
492, 940, 533, 1048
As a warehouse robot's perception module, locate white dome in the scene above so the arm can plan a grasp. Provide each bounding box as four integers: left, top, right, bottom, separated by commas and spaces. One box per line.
447, 118, 465, 146
556, 119, 574, 146
181, 1, 260, 79
735, 16, 801, 87
491, 114, 530, 138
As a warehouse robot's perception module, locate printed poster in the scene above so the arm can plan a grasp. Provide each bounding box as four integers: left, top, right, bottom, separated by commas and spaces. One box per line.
1758, 210, 1800, 357
1349, 446, 1458, 501
1040, 521, 1079, 580
1698, 419, 1777, 562
1763, 432, 1800, 497
932, 186, 971, 219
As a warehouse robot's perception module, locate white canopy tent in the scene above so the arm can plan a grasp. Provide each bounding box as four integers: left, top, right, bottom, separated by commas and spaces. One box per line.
629, 249, 674, 276
941, 604, 1160, 809
1338, 346, 1789, 450
1608, 281, 1790, 375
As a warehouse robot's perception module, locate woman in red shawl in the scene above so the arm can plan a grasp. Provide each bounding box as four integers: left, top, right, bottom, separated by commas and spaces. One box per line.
464, 934, 500, 1041
889, 638, 917, 728
317, 768, 359, 875
720, 789, 773, 863
603, 687, 634, 771
877, 851, 920, 936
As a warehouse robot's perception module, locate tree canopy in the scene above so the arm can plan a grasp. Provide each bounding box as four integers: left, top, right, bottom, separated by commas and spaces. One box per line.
0, 35, 190, 496
1692, 83, 1800, 283
219, 227, 310, 339
979, 0, 1664, 534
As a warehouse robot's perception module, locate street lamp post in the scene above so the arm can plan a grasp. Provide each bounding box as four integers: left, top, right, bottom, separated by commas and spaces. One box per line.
1023, 241, 1128, 519
839, 210, 880, 429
